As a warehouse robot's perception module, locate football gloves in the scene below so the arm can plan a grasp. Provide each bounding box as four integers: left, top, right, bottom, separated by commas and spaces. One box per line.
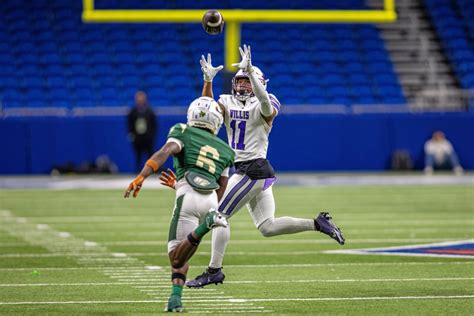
232, 44, 253, 73
159, 168, 177, 189
124, 175, 145, 198
200, 53, 223, 82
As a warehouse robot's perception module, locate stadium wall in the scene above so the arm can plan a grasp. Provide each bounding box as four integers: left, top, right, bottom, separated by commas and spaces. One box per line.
1, 112, 473, 174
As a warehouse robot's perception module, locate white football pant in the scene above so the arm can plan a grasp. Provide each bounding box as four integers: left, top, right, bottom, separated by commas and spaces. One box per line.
209, 173, 314, 268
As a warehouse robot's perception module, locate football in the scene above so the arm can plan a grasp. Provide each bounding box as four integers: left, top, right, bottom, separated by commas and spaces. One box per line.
202, 10, 224, 35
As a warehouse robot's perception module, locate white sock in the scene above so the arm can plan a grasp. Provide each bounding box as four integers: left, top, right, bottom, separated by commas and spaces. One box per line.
209, 225, 230, 269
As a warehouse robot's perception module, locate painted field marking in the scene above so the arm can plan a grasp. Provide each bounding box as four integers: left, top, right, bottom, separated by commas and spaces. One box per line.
0, 210, 265, 313
2, 238, 469, 248
97, 238, 472, 246
0, 261, 472, 272
223, 295, 474, 303
3, 249, 474, 258
2, 277, 472, 288
0, 283, 161, 287
326, 239, 474, 258
14, 217, 473, 226
224, 277, 474, 284
222, 261, 474, 268
0, 295, 473, 305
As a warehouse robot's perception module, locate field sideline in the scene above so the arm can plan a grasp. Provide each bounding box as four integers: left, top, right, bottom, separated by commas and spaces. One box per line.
0, 177, 473, 314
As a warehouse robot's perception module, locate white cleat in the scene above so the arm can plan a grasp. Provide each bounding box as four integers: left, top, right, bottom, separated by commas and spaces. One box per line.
206, 209, 228, 229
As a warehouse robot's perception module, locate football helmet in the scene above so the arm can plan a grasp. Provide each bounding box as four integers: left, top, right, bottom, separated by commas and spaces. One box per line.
187, 96, 223, 135
232, 66, 268, 102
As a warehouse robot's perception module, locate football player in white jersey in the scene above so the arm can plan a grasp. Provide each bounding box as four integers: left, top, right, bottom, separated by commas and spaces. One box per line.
162, 45, 345, 288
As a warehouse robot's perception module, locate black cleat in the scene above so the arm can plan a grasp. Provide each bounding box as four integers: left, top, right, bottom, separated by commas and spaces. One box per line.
315, 212, 345, 245
186, 269, 225, 288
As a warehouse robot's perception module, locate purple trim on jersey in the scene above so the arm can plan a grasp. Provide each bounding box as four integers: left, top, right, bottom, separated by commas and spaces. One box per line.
224, 179, 258, 215
263, 177, 276, 191
270, 95, 281, 111
218, 175, 250, 213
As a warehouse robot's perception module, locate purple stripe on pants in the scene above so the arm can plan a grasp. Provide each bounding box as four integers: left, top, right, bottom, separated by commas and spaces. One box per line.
263, 177, 276, 191
224, 179, 257, 216
218, 175, 250, 213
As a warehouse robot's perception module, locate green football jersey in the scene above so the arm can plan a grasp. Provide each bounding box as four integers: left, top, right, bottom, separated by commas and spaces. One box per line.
167, 123, 235, 183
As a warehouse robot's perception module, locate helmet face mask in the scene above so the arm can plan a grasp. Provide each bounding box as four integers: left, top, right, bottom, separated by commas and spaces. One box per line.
187, 96, 223, 135
232, 67, 267, 102
233, 77, 253, 101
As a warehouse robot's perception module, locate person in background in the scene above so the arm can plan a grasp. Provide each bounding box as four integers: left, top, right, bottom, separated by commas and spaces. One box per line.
127, 91, 157, 172
424, 130, 463, 175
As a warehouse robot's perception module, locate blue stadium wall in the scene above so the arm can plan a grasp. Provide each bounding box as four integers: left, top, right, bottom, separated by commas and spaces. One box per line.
1, 112, 473, 174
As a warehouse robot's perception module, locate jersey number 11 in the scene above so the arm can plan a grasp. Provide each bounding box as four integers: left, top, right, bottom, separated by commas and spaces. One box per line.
230, 120, 246, 150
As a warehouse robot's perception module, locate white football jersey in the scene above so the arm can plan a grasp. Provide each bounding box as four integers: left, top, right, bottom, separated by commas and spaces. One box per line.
218, 93, 281, 162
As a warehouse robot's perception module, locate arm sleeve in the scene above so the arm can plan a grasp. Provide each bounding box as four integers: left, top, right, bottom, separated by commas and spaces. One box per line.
167, 124, 187, 150
248, 70, 273, 117
268, 94, 281, 116
166, 138, 183, 150
221, 166, 230, 177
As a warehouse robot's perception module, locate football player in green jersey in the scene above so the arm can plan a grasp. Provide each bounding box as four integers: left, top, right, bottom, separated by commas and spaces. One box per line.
124, 96, 235, 312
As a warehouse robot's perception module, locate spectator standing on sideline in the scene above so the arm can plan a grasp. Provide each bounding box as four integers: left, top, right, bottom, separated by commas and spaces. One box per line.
127, 91, 157, 172
424, 130, 463, 175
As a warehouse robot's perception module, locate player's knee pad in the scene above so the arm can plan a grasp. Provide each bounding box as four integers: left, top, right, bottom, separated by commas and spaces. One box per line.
257, 218, 277, 237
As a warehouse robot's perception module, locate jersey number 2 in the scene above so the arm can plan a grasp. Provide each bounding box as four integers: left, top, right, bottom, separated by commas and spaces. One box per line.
196, 145, 220, 174
230, 120, 246, 150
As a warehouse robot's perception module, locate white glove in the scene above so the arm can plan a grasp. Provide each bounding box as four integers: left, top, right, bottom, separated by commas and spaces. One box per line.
232, 44, 253, 73
200, 53, 223, 82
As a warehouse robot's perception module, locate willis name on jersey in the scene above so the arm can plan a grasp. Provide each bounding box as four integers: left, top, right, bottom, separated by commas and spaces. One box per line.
219, 93, 281, 163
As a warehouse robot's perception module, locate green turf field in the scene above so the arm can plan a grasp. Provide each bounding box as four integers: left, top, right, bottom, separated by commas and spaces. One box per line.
0, 185, 473, 314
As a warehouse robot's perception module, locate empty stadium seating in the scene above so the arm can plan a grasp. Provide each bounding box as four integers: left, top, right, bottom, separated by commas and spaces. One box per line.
0, 0, 406, 109
425, 0, 474, 90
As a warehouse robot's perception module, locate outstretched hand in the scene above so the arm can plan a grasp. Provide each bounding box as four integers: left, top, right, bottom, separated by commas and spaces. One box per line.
124, 175, 145, 198
159, 168, 177, 189
231, 44, 253, 73
200, 53, 224, 82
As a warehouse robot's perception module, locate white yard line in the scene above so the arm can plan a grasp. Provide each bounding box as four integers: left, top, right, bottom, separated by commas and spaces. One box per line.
0, 251, 338, 258
223, 262, 474, 268
97, 238, 473, 246
2, 249, 474, 258
0, 261, 472, 272
224, 295, 474, 303
224, 277, 474, 284
0, 295, 473, 305
5, 217, 472, 226
2, 277, 472, 288
0, 283, 160, 287
0, 210, 265, 313
2, 238, 466, 248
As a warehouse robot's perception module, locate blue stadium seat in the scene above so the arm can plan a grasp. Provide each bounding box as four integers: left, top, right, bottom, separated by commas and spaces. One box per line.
0, 0, 405, 107
425, 0, 474, 89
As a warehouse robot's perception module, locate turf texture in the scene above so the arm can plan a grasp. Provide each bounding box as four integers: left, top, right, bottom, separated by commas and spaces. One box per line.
0, 185, 472, 314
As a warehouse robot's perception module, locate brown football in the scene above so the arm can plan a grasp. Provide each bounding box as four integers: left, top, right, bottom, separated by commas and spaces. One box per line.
202, 10, 224, 35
